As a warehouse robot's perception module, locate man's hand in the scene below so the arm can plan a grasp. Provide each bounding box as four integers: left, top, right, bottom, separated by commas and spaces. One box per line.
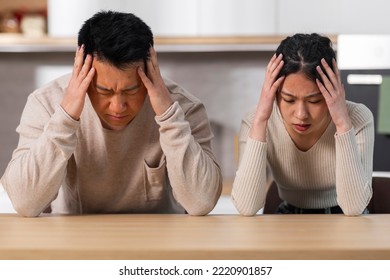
61, 45, 95, 120
137, 47, 173, 116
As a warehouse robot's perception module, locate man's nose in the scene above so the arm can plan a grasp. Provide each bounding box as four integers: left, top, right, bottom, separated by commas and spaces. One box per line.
110, 94, 127, 113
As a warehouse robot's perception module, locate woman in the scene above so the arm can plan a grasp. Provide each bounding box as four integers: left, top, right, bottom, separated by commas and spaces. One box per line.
231, 33, 374, 216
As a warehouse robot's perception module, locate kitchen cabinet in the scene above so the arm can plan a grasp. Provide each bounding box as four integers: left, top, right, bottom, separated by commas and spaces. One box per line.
121, 0, 198, 37
123, 0, 276, 36
47, 0, 122, 37
47, 0, 276, 37
277, 0, 390, 34
5, 0, 390, 38
197, 0, 275, 36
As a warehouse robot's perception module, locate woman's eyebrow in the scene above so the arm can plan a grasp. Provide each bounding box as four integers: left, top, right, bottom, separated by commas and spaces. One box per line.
280, 91, 322, 98
305, 92, 322, 98
280, 91, 296, 98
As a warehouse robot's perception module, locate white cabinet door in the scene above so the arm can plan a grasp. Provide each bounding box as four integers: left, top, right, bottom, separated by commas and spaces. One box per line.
122, 0, 199, 36
48, 0, 198, 37
124, 0, 276, 36
48, 0, 277, 37
48, 0, 122, 37
278, 0, 390, 34
198, 0, 276, 36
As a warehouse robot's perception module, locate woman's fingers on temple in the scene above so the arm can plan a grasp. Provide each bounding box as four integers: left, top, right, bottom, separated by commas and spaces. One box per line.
273, 75, 285, 89
276, 58, 284, 71
320, 58, 337, 82
317, 66, 336, 94
316, 65, 331, 85
316, 79, 330, 98
268, 53, 282, 70
332, 58, 342, 85
268, 54, 283, 79
267, 53, 277, 68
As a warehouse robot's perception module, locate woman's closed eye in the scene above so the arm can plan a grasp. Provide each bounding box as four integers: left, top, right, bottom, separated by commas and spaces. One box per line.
282, 98, 295, 103
282, 98, 323, 104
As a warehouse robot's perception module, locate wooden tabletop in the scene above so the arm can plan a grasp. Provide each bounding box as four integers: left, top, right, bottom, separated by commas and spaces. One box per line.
0, 214, 389, 260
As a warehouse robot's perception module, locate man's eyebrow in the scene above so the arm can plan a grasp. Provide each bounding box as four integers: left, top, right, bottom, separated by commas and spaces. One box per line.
95, 84, 139, 91
96, 84, 110, 91
123, 84, 139, 91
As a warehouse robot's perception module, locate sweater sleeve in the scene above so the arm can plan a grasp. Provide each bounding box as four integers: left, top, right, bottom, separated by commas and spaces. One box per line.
335, 106, 374, 216
155, 101, 222, 216
1, 93, 79, 217
231, 116, 269, 216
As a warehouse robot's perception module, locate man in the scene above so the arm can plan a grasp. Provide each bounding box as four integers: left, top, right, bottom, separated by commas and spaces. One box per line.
1, 11, 222, 217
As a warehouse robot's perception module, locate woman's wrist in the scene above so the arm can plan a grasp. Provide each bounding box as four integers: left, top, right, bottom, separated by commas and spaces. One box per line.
335, 122, 352, 134
250, 120, 268, 141
334, 116, 352, 134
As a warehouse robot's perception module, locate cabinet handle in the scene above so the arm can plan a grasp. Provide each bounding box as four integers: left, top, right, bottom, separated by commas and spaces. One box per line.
347, 74, 383, 85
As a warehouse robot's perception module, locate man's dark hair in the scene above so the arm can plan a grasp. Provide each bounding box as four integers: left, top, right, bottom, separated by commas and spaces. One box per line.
78, 10, 154, 69
276, 33, 336, 83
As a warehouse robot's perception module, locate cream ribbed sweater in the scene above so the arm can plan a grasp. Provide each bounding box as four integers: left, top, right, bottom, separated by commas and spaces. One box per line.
1, 74, 222, 217
232, 101, 374, 216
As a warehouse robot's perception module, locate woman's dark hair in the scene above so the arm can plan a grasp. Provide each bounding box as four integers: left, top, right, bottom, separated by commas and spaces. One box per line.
276, 33, 336, 83
78, 10, 153, 69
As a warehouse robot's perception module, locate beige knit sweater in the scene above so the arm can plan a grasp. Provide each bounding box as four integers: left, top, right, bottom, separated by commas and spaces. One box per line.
232, 101, 374, 216
1, 74, 222, 217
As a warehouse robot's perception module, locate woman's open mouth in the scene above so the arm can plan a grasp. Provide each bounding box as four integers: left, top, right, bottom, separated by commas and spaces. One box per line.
294, 123, 311, 132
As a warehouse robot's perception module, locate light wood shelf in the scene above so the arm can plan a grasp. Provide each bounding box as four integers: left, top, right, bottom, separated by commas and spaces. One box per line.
0, 34, 338, 53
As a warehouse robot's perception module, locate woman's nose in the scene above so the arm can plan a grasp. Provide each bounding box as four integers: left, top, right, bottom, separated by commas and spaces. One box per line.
295, 102, 308, 119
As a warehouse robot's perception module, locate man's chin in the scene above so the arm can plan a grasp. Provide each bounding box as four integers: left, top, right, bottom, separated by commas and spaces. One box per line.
101, 120, 128, 131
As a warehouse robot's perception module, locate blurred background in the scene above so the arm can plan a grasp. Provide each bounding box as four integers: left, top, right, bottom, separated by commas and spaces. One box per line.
1, 0, 390, 213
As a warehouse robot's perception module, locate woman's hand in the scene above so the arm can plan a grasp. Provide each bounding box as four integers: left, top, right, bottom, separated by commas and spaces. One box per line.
61, 45, 95, 120
316, 58, 352, 134
251, 53, 285, 141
